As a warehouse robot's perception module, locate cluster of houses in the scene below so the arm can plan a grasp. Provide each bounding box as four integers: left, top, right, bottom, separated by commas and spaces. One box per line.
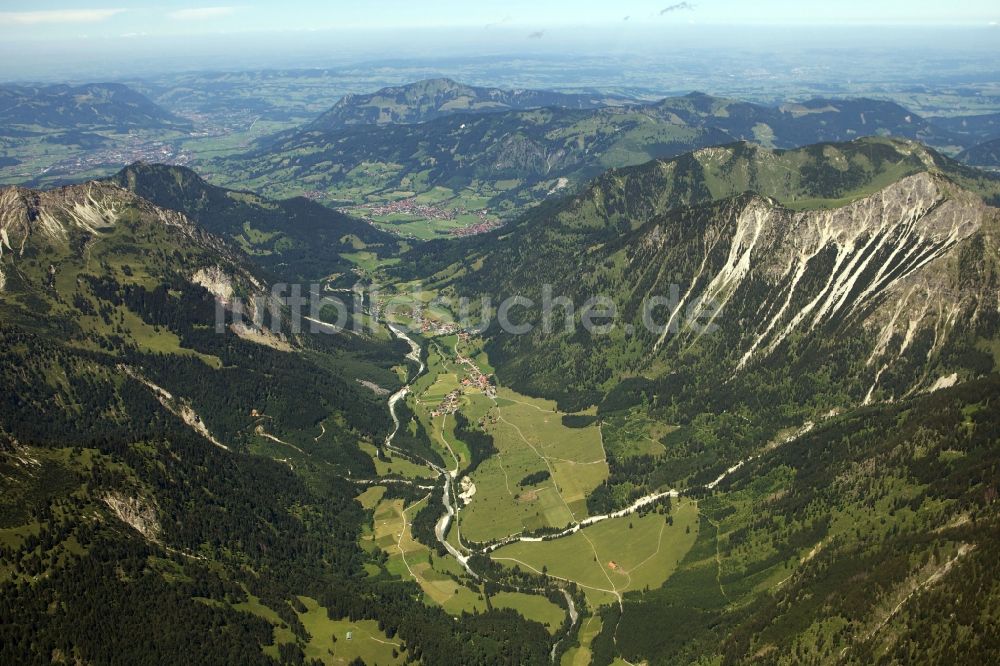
460, 372, 495, 397
357, 198, 467, 221
430, 388, 463, 418
419, 317, 459, 336
428, 351, 498, 417
449, 218, 503, 237
455, 349, 497, 399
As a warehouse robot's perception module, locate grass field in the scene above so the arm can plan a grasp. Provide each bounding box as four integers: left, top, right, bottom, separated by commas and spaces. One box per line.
355, 485, 387, 510
234, 592, 406, 665
403, 335, 610, 544
562, 615, 603, 666
602, 410, 675, 459
490, 591, 565, 636
492, 500, 700, 607
359, 442, 436, 480
459, 387, 608, 543
297, 596, 406, 665
372, 495, 486, 614
368, 491, 567, 627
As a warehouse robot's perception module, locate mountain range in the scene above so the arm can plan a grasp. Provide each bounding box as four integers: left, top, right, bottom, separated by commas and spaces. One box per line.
400, 137, 1000, 407
221, 82, 974, 218
0, 175, 565, 664
959, 138, 1000, 168
0, 83, 187, 134
106, 162, 400, 283
394, 135, 1000, 662
2, 76, 1000, 664
306, 77, 634, 130
931, 111, 1000, 144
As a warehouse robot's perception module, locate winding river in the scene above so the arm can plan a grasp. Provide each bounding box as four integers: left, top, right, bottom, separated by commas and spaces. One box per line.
378, 323, 806, 660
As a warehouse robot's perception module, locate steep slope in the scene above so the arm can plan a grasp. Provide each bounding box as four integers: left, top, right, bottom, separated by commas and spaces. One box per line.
399, 138, 1000, 283
382, 140, 1000, 664
307, 77, 633, 130
106, 162, 399, 282
0, 82, 187, 133
0, 179, 400, 462
0, 180, 555, 664
450, 169, 998, 410
958, 137, 1000, 168
604, 374, 1000, 664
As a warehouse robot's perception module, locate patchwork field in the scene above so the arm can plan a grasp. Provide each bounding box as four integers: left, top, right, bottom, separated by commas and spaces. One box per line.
367, 495, 564, 626
362, 329, 701, 640
371, 495, 483, 613
491, 500, 700, 607
459, 387, 608, 543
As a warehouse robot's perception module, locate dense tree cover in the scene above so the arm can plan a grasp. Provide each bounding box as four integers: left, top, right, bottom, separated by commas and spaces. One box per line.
0, 532, 277, 666
0, 184, 553, 665
107, 162, 399, 284
409, 499, 446, 555
561, 414, 598, 428
601, 375, 1000, 664
5, 141, 1000, 664
224, 93, 992, 217
0, 331, 555, 665
388, 400, 444, 467
453, 410, 498, 476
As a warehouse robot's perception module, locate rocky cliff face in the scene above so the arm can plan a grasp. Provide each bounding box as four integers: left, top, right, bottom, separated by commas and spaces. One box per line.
638, 172, 998, 400
470, 169, 1000, 409
0, 181, 261, 297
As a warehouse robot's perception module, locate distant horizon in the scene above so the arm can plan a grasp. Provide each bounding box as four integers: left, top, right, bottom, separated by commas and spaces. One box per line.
1, 23, 998, 83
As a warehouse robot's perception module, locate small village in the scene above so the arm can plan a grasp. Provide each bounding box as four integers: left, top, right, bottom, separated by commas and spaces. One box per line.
448, 218, 503, 236
428, 357, 496, 417
351, 197, 491, 225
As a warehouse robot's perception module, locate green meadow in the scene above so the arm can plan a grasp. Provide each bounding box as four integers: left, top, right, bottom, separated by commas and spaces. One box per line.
459, 387, 608, 543
492, 500, 699, 607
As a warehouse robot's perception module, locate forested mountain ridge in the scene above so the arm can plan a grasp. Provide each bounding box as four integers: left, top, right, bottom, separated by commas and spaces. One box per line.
931, 111, 1000, 144
604, 373, 1000, 664
221, 103, 735, 214
397, 139, 1000, 464
652, 93, 960, 150
307, 77, 634, 130
0, 82, 187, 133
402, 138, 1000, 664
0, 179, 558, 664
445, 170, 998, 410
106, 161, 399, 282
0, 178, 400, 459
959, 137, 1000, 168
379, 136, 1000, 664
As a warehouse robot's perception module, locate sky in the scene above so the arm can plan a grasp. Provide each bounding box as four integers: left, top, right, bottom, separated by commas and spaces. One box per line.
1, 0, 997, 39
0, 2, 997, 80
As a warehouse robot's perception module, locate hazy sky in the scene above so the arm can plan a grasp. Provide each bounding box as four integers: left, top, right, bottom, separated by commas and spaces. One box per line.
0, 2, 997, 81
1, 0, 998, 41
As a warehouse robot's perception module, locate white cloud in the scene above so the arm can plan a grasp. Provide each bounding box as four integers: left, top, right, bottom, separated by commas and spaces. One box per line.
167, 6, 238, 21
0, 9, 125, 25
